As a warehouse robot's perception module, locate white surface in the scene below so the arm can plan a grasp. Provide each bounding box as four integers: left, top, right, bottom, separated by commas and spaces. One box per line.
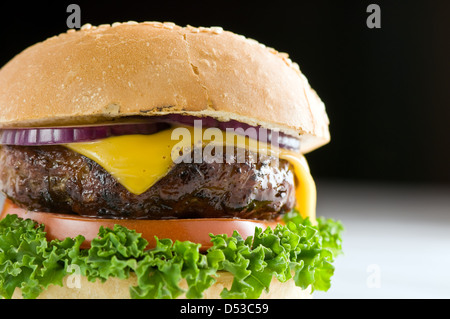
314, 181, 450, 299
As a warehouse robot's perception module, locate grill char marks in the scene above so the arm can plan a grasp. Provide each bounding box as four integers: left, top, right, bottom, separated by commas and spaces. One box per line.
0, 145, 295, 220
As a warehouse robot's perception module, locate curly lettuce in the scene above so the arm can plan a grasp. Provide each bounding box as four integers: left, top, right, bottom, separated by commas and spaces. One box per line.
0, 211, 343, 299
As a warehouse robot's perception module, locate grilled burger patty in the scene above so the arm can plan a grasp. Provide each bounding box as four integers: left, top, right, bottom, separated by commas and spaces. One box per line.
0, 145, 295, 220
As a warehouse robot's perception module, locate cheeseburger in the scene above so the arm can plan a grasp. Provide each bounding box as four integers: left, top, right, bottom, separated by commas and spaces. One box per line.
0, 21, 343, 299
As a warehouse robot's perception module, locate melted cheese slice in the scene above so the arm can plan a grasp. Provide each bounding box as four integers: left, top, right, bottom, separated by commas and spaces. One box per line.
278, 152, 316, 222
65, 127, 316, 221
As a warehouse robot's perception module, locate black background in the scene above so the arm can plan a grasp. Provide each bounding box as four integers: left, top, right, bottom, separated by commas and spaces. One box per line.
0, 0, 448, 185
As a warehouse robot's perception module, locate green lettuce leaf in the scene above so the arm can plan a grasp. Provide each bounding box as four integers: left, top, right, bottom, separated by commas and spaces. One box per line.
0, 214, 72, 299
0, 210, 343, 299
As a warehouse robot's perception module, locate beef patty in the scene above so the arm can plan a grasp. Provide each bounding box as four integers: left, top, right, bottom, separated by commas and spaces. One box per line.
0, 145, 295, 220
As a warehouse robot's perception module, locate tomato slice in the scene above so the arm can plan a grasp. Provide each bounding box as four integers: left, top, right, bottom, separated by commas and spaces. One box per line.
0, 199, 280, 251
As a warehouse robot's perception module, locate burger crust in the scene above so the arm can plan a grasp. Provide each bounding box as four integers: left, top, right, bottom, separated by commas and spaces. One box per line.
11, 272, 312, 299
0, 21, 329, 153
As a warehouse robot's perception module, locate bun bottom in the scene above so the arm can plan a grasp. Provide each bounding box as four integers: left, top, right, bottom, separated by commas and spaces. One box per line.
12, 271, 312, 299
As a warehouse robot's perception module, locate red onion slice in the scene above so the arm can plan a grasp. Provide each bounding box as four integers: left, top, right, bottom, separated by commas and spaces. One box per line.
0, 115, 300, 151
0, 122, 171, 146
158, 115, 300, 151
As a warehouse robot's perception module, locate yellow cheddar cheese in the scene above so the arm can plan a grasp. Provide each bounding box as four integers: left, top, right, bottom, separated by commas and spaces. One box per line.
65, 127, 316, 220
